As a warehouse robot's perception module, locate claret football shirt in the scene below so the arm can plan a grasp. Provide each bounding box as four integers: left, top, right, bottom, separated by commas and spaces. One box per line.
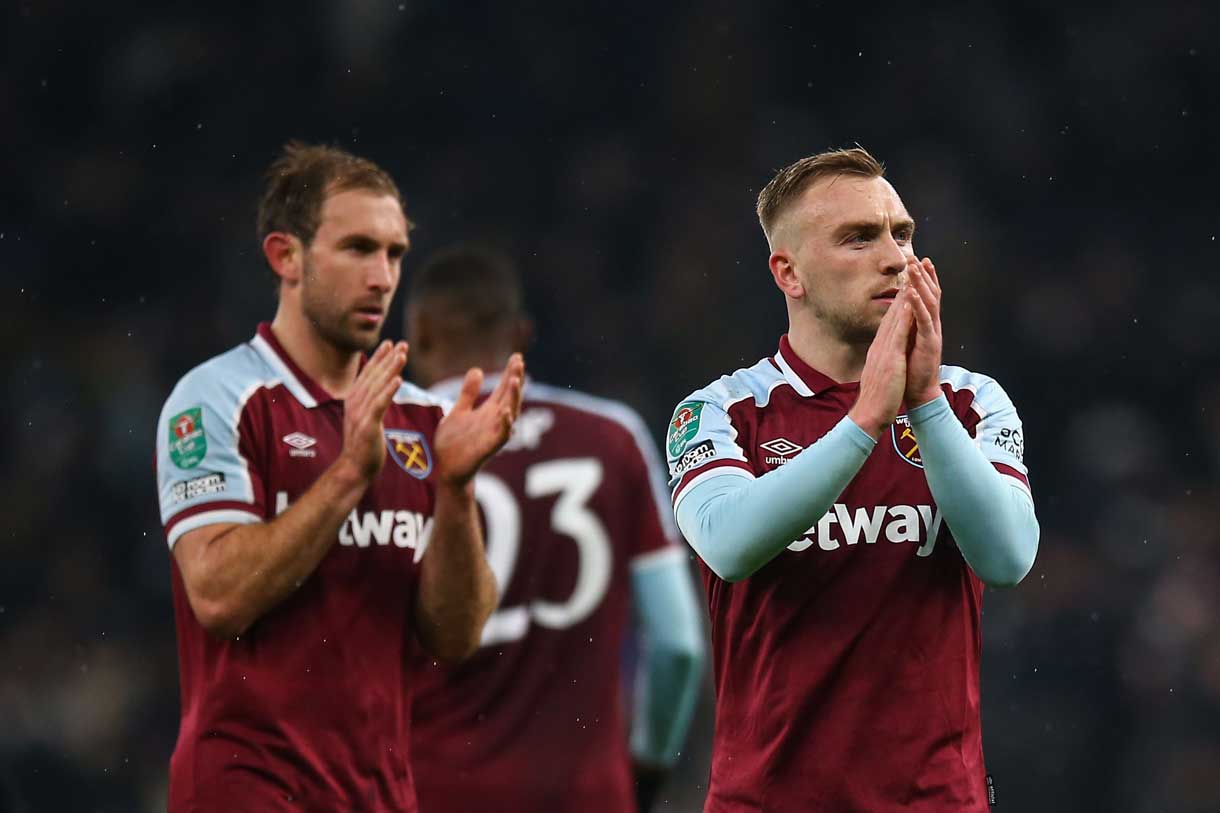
411, 380, 681, 813
667, 335, 1029, 813
155, 322, 445, 813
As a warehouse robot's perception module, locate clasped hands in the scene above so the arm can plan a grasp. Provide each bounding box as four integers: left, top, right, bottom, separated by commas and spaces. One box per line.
849, 257, 944, 439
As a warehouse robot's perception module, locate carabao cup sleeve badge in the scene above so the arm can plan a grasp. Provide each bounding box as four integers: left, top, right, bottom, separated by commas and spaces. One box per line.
168, 407, 207, 469
667, 401, 705, 458
385, 429, 433, 479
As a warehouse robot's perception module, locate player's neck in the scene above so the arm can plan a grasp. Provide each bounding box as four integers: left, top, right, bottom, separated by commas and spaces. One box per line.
787, 318, 869, 384
269, 308, 362, 399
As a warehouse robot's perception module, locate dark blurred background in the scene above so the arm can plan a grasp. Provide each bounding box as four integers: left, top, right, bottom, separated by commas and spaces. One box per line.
3, 1, 1219, 811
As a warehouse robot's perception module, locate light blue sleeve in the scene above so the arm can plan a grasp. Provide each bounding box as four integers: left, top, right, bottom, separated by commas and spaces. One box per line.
908, 391, 1039, 587
629, 551, 706, 767
155, 348, 269, 547
665, 397, 751, 490
674, 416, 876, 582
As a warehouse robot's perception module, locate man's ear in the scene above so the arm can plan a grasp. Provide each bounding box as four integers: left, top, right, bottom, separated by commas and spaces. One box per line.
769, 250, 805, 299
262, 232, 305, 286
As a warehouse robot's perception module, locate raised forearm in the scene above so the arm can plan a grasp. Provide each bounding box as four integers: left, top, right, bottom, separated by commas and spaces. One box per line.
177, 457, 371, 637
675, 417, 875, 581
909, 395, 1039, 587
415, 480, 498, 661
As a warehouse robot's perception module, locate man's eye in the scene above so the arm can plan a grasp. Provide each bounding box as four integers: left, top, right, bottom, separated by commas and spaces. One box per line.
850, 233, 870, 244
894, 230, 913, 243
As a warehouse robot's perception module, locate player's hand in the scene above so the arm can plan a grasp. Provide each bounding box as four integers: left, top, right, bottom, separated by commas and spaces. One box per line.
433, 353, 526, 488
848, 285, 914, 439
905, 256, 943, 407
339, 339, 408, 482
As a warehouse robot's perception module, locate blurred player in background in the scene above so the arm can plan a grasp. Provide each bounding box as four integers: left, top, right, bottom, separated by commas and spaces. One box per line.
666, 148, 1039, 812
154, 143, 524, 812
406, 246, 706, 813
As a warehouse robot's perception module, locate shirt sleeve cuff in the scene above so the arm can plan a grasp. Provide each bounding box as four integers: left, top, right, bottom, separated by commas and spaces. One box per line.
908, 392, 952, 425
165, 505, 262, 548
841, 415, 879, 450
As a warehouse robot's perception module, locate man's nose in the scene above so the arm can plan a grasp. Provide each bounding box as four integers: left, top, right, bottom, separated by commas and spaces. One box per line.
879, 233, 910, 277
368, 253, 395, 290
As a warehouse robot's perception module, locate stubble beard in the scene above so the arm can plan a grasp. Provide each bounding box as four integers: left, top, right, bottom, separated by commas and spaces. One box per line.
809, 294, 880, 348
300, 260, 383, 354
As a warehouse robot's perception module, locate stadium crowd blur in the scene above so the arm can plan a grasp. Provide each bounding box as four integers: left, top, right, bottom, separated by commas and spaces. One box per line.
3, 2, 1217, 811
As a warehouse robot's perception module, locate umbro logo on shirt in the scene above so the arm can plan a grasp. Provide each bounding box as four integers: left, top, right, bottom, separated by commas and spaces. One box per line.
282, 432, 318, 458
760, 437, 802, 466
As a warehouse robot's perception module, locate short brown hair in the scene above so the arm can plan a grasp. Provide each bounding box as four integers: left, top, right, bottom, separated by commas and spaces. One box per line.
256, 141, 404, 245
755, 147, 885, 239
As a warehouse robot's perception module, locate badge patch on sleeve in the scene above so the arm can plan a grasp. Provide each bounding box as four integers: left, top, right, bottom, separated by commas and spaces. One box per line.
668, 402, 705, 457
385, 429, 433, 479
171, 472, 226, 503
168, 407, 207, 469
892, 415, 923, 468
994, 426, 1024, 461
670, 439, 716, 478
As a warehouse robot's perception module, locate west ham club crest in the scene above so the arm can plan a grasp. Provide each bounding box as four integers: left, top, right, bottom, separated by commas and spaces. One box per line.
385, 429, 433, 479
892, 415, 924, 468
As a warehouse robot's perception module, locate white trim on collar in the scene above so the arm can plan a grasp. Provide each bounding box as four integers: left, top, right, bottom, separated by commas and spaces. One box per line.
773, 350, 816, 397
250, 333, 318, 408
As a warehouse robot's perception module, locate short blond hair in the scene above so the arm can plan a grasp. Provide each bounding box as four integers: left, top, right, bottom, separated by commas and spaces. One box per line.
755, 147, 885, 240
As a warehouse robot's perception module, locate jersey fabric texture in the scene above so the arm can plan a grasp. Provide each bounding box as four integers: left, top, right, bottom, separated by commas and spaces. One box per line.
411, 380, 680, 813
154, 323, 445, 813
667, 335, 1029, 813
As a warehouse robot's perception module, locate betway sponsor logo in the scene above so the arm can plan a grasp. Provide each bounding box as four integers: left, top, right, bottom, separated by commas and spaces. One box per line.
338, 510, 433, 559
787, 503, 944, 557
275, 492, 432, 562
